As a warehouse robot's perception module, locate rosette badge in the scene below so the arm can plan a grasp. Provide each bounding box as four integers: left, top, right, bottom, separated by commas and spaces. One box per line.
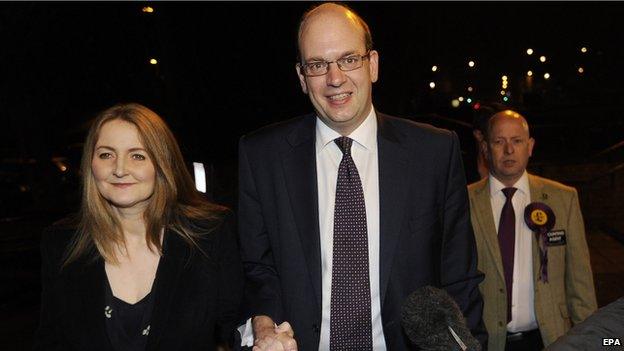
524, 202, 555, 233
524, 202, 556, 282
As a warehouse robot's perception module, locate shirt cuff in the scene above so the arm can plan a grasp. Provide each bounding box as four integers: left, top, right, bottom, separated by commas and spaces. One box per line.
238, 318, 255, 347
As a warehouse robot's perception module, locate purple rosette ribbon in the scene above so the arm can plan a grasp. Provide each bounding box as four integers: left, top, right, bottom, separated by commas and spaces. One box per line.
524, 202, 556, 282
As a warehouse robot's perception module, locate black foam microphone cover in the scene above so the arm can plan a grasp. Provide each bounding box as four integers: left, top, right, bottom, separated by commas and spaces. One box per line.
401, 286, 481, 351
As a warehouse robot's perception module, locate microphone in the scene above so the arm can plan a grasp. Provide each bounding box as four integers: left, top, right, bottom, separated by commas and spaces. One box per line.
401, 286, 481, 351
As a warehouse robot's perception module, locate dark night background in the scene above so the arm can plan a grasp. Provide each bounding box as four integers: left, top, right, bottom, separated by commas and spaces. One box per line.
2, 2, 624, 349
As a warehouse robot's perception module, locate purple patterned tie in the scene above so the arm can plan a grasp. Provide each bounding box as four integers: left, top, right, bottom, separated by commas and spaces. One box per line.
329, 136, 373, 351
499, 187, 517, 323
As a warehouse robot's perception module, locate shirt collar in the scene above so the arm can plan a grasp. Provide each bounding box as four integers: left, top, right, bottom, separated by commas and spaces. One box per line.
489, 170, 530, 199
315, 107, 377, 154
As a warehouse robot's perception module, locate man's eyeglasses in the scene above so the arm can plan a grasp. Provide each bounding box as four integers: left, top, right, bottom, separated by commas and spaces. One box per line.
298, 52, 371, 77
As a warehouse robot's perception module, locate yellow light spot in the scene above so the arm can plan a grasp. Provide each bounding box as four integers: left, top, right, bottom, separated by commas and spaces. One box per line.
544, 72, 550, 79
502, 75, 508, 81
467, 86, 473, 92
149, 58, 158, 65
500, 90, 506, 95
578, 67, 584, 74
142, 6, 154, 13
458, 96, 464, 102
526, 48, 534, 55
527, 70, 533, 77
429, 82, 436, 89
468, 60, 475, 68
451, 99, 460, 108
431, 65, 438, 72
581, 47, 588, 53
540, 55, 547, 63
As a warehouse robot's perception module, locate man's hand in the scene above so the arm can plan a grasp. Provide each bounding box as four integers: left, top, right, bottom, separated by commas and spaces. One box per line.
252, 315, 297, 351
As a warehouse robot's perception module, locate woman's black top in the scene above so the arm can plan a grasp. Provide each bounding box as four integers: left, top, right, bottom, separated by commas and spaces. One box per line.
104, 274, 156, 351
33, 212, 244, 351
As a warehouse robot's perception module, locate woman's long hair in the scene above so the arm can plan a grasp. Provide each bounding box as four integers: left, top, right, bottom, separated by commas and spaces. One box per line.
63, 103, 224, 266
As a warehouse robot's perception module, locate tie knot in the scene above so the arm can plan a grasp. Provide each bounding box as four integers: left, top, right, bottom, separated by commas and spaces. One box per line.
334, 136, 353, 156
502, 187, 517, 199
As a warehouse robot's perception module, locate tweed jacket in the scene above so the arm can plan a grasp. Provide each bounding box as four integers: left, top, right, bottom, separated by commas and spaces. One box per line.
468, 174, 597, 350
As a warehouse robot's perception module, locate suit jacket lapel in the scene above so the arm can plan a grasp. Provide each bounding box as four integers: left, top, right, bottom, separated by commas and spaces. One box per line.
66, 258, 113, 350
281, 115, 322, 311
146, 231, 186, 351
377, 113, 410, 304
472, 179, 506, 282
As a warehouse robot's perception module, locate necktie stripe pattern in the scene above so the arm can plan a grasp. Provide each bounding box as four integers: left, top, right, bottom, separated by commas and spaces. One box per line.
498, 187, 517, 323
330, 136, 373, 350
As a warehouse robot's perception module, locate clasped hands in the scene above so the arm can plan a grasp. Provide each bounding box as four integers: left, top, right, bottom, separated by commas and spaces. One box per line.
252, 315, 297, 351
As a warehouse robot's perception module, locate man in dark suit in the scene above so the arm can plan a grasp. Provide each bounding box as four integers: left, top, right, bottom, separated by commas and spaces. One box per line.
238, 3, 486, 350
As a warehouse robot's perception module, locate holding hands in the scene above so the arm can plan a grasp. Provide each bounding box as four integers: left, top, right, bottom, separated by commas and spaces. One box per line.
252, 316, 297, 351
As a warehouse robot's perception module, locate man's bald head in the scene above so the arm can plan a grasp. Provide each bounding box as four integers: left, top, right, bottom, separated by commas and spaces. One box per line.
297, 3, 373, 61
486, 110, 531, 141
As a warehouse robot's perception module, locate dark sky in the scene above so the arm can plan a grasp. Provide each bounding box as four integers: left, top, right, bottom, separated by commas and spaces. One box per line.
2, 2, 624, 164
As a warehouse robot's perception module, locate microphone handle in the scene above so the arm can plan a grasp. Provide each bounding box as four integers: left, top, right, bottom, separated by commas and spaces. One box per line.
448, 326, 467, 351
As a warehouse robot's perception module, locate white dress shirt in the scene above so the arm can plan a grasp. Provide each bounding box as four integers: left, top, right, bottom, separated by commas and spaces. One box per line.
316, 107, 386, 350
489, 171, 539, 332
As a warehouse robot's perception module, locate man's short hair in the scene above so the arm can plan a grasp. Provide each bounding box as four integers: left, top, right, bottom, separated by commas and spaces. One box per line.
296, 2, 373, 62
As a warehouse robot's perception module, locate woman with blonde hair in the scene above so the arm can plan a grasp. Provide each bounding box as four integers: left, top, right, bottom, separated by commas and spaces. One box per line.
34, 103, 243, 351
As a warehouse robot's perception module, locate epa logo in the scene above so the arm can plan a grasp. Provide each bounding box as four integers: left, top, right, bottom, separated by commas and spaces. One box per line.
603, 338, 621, 346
